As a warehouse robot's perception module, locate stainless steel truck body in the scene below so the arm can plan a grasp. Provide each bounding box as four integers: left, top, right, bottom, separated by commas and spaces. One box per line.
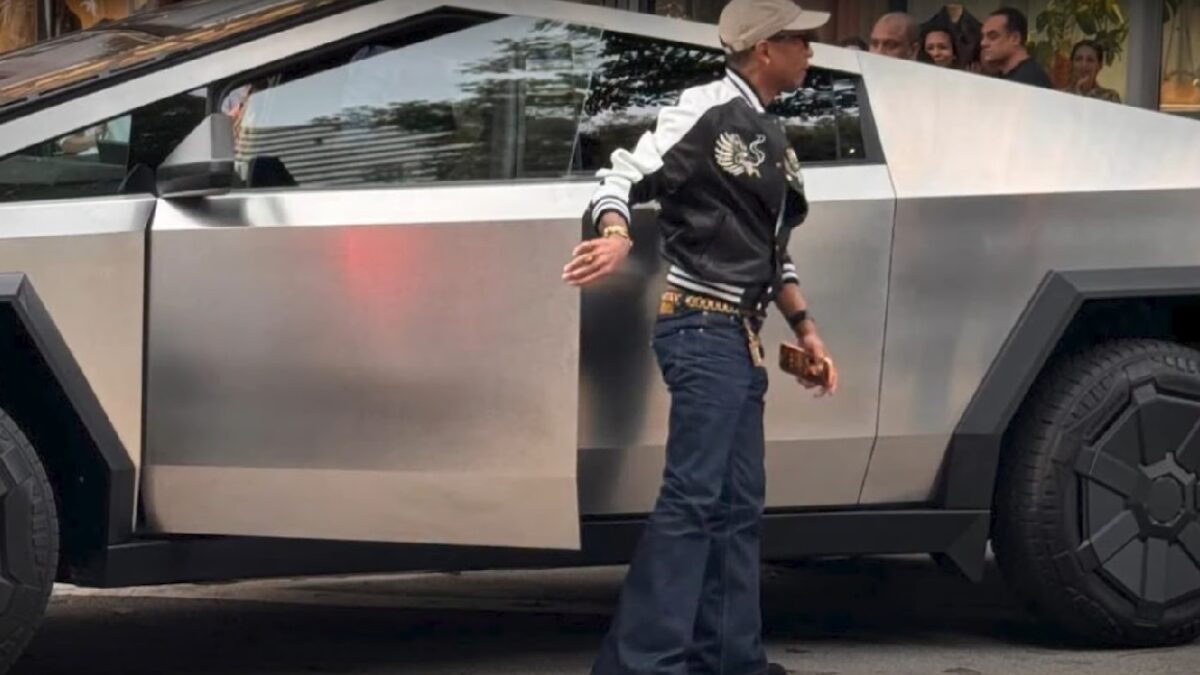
0, 0, 1196, 668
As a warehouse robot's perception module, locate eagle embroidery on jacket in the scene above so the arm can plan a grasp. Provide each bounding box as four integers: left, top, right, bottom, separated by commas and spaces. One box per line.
714, 132, 766, 178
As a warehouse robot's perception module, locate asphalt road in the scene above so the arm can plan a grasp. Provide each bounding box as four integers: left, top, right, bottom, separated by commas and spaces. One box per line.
14, 557, 1200, 674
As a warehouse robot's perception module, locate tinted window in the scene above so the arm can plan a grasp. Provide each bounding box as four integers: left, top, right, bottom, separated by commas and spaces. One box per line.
573, 33, 723, 174
0, 88, 206, 203
574, 33, 872, 172
222, 16, 602, 190
767, 70, 866, 164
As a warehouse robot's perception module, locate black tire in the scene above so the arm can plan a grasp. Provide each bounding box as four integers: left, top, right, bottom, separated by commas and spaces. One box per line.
994, 338, 1200, 647
0, 408, 58, 673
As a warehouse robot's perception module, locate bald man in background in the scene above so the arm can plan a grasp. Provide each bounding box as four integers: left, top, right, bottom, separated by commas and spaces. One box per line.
869, 12, 919, 59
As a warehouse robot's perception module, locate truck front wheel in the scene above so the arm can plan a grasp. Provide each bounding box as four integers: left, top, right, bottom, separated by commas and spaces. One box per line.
994, 339, 1200, 646
0, 406, 58, 672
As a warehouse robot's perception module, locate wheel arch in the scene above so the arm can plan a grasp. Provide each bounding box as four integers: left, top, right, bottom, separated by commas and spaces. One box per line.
942, 266, 1200, 513
0, 272, 135, 582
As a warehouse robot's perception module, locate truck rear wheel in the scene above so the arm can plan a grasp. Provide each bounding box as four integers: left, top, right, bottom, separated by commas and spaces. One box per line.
994, 338, 1200, 646
0, 407, 58, 672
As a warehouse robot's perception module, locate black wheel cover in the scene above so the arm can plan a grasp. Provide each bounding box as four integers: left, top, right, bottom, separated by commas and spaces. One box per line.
0, 409, 57, 669
995, 339, 1200, 646
1071, 357, 1200, 619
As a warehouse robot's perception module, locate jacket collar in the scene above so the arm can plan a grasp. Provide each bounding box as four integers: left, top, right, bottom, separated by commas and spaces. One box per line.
724, 68, 767, 113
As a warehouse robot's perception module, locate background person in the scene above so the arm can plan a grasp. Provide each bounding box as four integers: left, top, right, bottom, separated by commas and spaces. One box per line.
979, 7, 1052, 88
869, 12, 919, 59
1065, 39, 1121, 103
918, 23, 959, 68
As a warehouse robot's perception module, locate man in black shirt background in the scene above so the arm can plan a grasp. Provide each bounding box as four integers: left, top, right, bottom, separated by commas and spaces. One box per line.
980, 7, 1052, 88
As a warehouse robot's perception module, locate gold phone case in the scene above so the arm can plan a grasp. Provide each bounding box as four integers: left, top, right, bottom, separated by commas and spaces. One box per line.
779, 342, 827, 383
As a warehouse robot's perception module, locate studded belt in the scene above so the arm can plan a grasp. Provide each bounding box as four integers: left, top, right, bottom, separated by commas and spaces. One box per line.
659, 287, 766, 368
658, 288, 745, 317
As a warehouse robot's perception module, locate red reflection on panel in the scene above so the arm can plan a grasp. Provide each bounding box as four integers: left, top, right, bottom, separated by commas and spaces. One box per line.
332, 221, 524, 339
334, 225, 421, 326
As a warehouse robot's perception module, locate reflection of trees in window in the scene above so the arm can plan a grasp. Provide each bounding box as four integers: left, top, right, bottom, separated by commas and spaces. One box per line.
575, 33, 724, 173
454, 20, 601, 179
572, 32, 868, 172
243, 18, 601, 189
769, 70, 865, 163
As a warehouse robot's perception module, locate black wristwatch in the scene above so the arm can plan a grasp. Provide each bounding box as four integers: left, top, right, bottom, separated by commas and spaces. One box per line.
786, 309, 809, 331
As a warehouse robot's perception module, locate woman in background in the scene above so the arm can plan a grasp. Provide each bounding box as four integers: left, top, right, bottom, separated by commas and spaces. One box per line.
917, 24, 959, 68
1065, 39, 1121, 103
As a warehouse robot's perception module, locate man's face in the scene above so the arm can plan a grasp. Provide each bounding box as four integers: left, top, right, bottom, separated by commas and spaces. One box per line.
980, 15, 1019, 65
764, 33, 814, 93
869, 18, 916, 59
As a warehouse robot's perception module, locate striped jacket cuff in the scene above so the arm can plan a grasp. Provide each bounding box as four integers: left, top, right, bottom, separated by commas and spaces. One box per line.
782, 262, 799, 285
591, 197, 631, 231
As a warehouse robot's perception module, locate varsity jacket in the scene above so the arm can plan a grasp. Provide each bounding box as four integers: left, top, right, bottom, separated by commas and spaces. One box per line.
584, 67, 809, 311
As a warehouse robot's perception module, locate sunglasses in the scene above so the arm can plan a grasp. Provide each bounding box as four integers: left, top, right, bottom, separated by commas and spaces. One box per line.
768, 30, 816, 46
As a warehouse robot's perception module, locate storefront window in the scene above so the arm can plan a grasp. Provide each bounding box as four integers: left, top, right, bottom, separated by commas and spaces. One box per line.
55, 0, 189, 31
1162, 0, 1200, 118
574, 1, 1141, 107
60, 0, 130, 30
906, 1, 1132, 102
0, 0, 188, 56
0, 1, 39, 54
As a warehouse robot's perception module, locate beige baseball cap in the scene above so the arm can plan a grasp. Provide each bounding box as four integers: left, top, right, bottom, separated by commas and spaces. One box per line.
718, 0, 830, 52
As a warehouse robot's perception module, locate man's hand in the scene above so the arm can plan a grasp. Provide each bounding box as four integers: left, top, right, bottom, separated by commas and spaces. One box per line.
797, 322, 838, 397
775, 284, 837, 396
562, 213, 633, 287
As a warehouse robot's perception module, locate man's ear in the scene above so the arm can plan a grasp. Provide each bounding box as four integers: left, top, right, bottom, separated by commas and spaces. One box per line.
754, 41, 770, 64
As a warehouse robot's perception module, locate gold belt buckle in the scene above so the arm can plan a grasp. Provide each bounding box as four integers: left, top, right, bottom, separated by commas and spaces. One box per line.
743, 318, 764, 368
659, 290, 682, 316
659, 296, 675, 316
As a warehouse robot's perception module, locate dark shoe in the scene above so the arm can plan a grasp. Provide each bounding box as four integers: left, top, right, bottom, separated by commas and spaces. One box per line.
767, 663, 789, 675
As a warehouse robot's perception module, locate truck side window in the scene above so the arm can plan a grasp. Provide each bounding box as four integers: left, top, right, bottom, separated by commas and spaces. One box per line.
572, 31, 872, 171
218, 15, 603, 191
0, 88, 208, 203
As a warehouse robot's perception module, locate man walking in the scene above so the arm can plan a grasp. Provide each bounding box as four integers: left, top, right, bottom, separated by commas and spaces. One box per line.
562, 1, 837, 673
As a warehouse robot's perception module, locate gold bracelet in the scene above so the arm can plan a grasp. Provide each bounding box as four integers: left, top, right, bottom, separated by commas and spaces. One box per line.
602, 224, 632, 244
